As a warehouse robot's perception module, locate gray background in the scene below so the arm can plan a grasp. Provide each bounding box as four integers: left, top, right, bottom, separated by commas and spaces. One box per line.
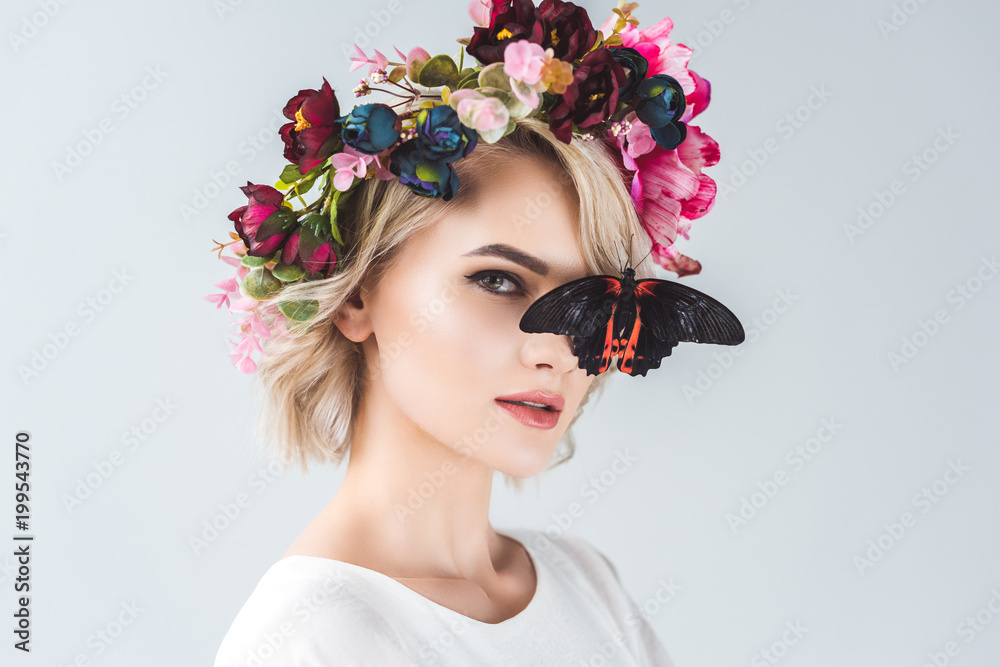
2, 0, 998, 665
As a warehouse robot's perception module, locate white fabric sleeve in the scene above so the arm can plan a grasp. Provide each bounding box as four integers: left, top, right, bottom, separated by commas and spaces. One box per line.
213, 576, 419, 667
557, 532, 676, 667
595, 549, 677, 667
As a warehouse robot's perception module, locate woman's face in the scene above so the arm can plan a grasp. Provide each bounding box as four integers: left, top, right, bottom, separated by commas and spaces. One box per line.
353, 157, 597, 478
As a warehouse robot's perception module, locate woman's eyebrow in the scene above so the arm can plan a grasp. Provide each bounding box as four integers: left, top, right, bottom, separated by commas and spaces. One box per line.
462, 243, 550, 276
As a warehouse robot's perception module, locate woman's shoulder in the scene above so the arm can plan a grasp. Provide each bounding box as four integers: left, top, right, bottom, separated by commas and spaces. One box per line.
509, 527, 677, 667
509, 527, 644, 614
508, 527, 624, 584
212, 556, 417, 667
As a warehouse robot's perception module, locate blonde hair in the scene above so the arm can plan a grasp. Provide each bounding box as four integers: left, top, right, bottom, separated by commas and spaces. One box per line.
250, 118, 656, 490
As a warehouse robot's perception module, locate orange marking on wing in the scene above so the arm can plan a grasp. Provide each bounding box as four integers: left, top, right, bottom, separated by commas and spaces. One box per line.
633, 281, 655, 298
620, 304, 643, 375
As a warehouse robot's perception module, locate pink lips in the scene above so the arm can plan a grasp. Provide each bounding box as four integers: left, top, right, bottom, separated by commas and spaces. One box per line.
494, 390, 564, 430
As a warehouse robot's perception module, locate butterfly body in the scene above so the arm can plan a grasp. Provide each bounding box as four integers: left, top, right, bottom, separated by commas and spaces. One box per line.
520, 265, 745, 377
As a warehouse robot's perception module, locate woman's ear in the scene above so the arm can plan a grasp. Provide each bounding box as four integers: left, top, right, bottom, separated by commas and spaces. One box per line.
332, 286, 373, 343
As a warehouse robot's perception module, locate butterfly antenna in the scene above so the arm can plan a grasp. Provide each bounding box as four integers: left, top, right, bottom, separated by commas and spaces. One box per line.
620, 236, 633, 272
612, 239, 625, 274
635, 245, 654, 271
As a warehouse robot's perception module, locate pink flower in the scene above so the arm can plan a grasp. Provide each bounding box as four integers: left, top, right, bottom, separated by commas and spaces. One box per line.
510, 79, 544, 110
229, 326, 261, 361
449, 89, 510, 137
349, 44, 370, 72
348, 45, 389, 76
237, 312, 272, 340
468, 0, 493, 27
599, 15, 710, 122
204, 276, 240, 310
623, 124, 720, 276
504, 40, 546, 86
373, 152, 394, 180
234, 356, 257, 374
210, 244, 290, 374
652, 244, 702, 277
619, 116, 657, 159
205, 293, 228, 309
229, 296, 260, 313
226, 310, 279, 374
330, 145, 375, 191
396, 46, 431, 80
369, 49, 390, 76
228, 333, 262, 374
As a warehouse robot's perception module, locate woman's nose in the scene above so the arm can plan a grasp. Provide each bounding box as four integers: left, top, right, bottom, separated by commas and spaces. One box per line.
520, 331, 578, 373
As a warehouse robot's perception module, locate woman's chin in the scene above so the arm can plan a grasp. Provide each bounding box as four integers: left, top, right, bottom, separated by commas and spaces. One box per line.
487, 436, 563, 479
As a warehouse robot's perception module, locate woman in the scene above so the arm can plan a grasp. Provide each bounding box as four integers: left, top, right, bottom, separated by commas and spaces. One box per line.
210, 2, 722, 663
213, 119, 675, 666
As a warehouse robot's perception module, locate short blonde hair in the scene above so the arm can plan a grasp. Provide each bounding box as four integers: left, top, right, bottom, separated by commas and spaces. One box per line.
250, 118, 656, 489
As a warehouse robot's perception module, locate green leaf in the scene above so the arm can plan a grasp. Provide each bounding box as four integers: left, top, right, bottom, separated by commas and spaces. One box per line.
241, 267, 283, 300
328, 190, 348, 246
388, 65, 407, 83
280, 164, 303, 183
296, 218, 327, 263
257, 208, 298, 242
504, 86, 535, 120
417, 54, 460, 87
279, 299, 320, 322
295, 177, 316, 197
478, 124, 508, 144
272, 263, 307, 282
300, 213, 328, 239
478, 63, 510, 91
304, 161, 326, 178
241, 253, 273, 267
456, 68, 481, 90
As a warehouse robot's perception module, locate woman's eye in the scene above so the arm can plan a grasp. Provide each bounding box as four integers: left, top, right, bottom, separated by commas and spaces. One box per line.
466, 270, 525, 296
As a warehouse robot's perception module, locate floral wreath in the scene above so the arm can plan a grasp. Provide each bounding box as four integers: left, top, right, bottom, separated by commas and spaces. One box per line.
206, 0, 720, 373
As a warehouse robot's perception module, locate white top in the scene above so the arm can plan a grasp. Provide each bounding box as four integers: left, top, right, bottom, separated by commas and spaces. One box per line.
213, 527, 675, 666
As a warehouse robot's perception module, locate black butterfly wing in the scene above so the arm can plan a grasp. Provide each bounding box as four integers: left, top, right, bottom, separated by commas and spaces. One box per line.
519, 275, 622, 375
612, 297, 681, 377
633, 278, 746, 347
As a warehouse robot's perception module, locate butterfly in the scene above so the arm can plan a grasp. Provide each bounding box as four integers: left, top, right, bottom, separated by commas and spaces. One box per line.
519, 245, 746, 377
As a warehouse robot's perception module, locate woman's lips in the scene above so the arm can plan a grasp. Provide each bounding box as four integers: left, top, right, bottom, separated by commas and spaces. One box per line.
495, 399, 561, 430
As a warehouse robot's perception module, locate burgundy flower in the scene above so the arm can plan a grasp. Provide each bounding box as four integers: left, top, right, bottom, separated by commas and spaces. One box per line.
467, 0, 544, 65
537, 0, 598, 63
278, 78, 343, 173
279, 215, 337, 278
229, 183, 293, 257
547, 48, 626, 144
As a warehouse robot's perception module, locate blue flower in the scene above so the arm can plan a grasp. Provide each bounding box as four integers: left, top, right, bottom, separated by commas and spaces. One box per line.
610, 48, 649, 101
388, 141, 460, 200
338, 103, 400, 155
413, 105, 478, 163
635, 74, 688, 150
649, 122, 687, 151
